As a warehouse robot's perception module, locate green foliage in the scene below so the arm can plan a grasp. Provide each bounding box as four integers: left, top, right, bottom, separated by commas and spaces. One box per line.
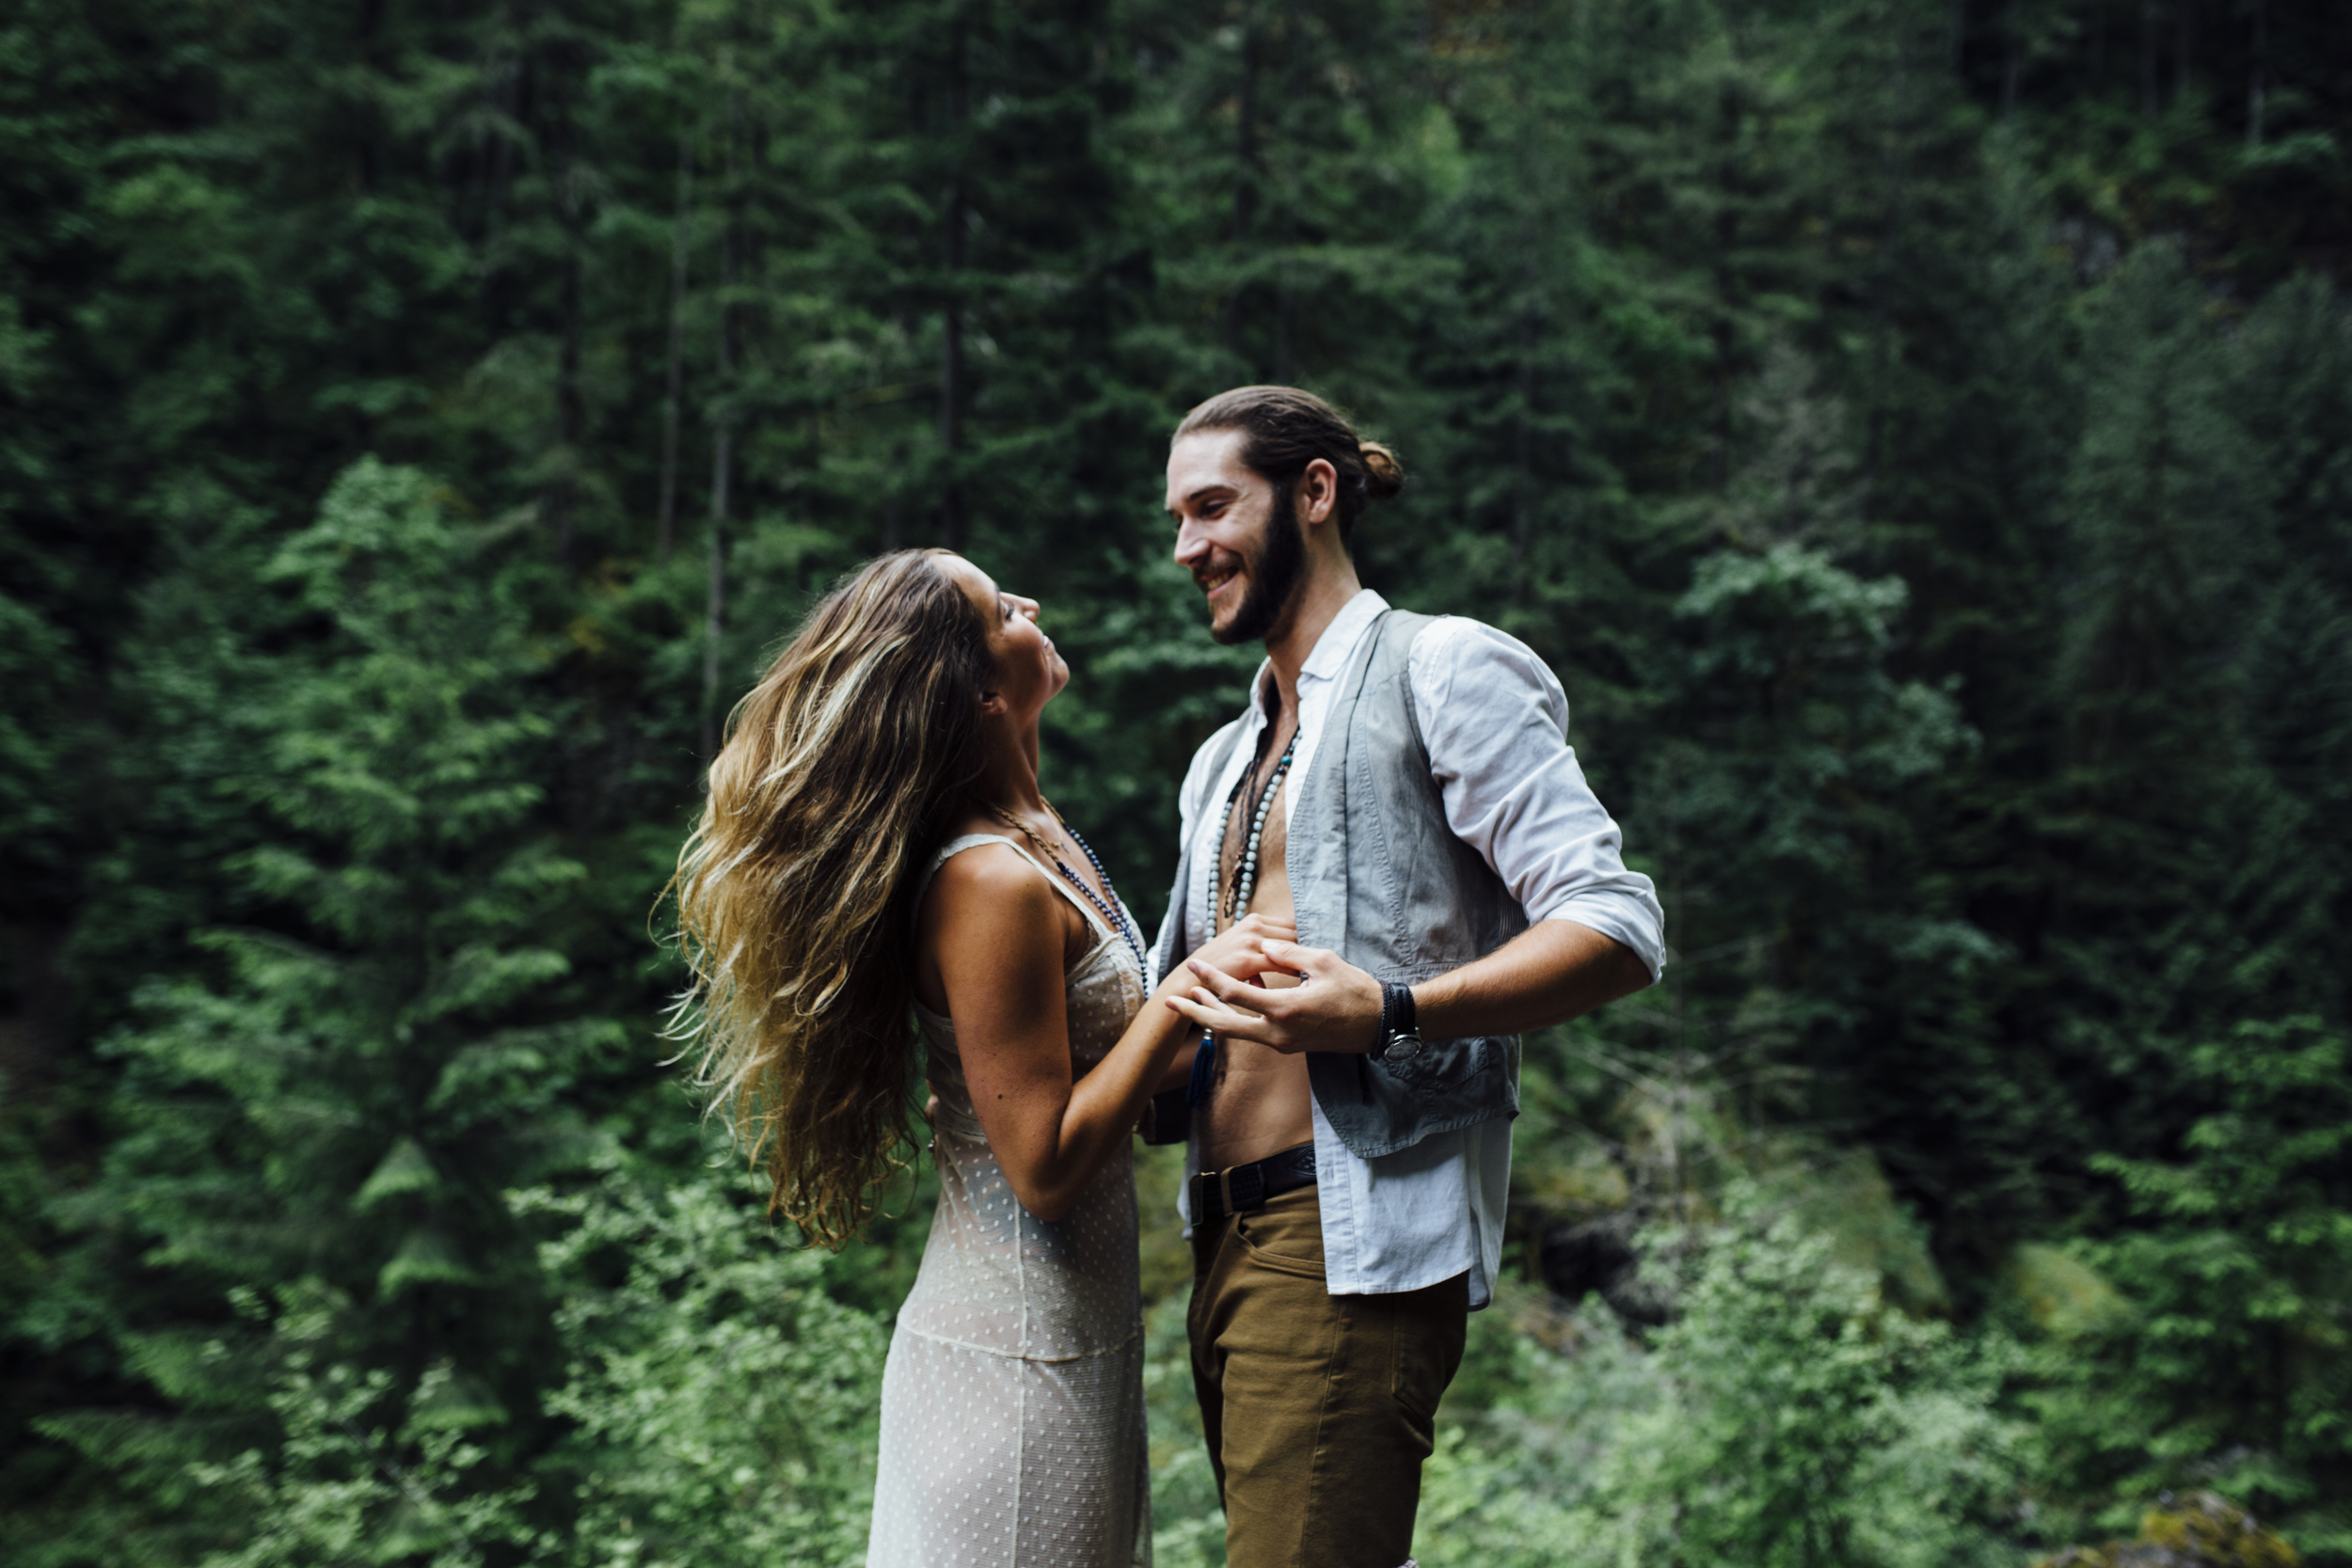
90, 1161, 889, 1568
183, 1289, 536, 1568
6, 0, 2352, 1561
516, 1162, 886, 1568
1411, 1199, 2031, 1568
28, 459, 632, 1562
2037, 1020, 2352, 1551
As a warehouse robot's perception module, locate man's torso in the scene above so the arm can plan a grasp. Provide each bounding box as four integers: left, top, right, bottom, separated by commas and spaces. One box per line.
1200, 698, 1311, 1169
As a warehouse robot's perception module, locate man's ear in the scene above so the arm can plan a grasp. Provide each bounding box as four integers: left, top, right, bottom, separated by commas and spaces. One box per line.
1296, 458, 1340, 528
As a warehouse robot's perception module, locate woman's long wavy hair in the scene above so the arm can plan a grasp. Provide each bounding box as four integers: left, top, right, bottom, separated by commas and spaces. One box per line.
671, 549, 993, 1247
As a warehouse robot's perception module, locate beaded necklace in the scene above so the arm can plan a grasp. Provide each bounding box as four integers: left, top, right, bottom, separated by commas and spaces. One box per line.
984, 802, 1146, 974
1189, 728, 1298, 1105
1220, 734, 1297, 928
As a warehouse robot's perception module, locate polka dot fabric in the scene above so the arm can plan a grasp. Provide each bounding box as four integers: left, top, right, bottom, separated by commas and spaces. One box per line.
868, 835, 1152, 1568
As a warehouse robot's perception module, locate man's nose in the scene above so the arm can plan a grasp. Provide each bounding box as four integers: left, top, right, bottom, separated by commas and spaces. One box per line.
1172, 518, 1208, 567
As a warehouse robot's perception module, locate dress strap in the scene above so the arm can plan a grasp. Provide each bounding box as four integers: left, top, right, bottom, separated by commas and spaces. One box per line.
910, 833, 1115, 946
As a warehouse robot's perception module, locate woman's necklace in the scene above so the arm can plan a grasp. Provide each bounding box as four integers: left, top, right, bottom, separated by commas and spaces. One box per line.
984, 801, 1146, 974
1190, 730, 1299, 1106
993, 804, 1072, 860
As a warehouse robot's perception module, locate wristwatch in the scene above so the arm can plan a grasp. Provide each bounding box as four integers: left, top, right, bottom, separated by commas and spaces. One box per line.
1377, 980, 1422, 1068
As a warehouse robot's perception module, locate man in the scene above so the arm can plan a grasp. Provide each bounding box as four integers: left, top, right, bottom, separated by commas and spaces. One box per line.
1153, 387, 1665, 1568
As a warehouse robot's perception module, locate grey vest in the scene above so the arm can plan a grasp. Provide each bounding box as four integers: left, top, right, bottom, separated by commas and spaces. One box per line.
1154, 609, 1528, 1159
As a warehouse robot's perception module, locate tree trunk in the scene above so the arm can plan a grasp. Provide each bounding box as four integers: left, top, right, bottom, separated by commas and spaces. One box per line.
1224, 12, 1260, 356
548, 71, 583, 569
658, 132, 692, 563
2248, 0, 2266, 146
478, 42, 519, 310
702, 86, 739, 765
1233, 18, 1259, 242
1511, 340, 1533, 590
2141, 0, 2161, 119
938, 21, 969, 550
2000, 0, 2022, 116
550, 243, 582, 567
2174, 0, 2195, 99
1865, 38, 1908, 525
1274, 202, 1295, 384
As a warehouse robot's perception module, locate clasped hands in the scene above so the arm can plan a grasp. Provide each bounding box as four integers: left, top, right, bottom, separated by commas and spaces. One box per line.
1158, 912, 1385, 1054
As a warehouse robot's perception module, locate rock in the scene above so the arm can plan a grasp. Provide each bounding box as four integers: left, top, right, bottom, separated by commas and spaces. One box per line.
1787, 1148, 1950, 1318
2031, 1491, 2301, 1568
2000, 1242, 2132, 1338
1538, 1213, 1671, 1326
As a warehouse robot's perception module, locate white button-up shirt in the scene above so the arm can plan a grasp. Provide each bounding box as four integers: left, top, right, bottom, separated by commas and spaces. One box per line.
1156, 589, 1666, 1307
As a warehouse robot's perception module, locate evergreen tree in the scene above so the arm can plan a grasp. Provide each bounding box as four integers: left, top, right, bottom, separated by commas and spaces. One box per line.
39, 461, 627, 1562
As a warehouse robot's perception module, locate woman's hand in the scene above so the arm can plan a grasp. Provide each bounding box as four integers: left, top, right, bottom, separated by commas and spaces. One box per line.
1156, 912, 1295, 1002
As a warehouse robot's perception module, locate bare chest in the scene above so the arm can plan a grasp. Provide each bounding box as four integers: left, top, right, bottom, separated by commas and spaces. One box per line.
1204, 742, 1312, 1166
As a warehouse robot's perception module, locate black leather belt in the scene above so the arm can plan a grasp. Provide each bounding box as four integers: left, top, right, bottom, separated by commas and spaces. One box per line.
1189, 1143, 1317, 1226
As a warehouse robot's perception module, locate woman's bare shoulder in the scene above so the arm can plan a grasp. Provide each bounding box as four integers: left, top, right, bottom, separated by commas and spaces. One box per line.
920, 832, 1057, 937
930, 835, 1049, 900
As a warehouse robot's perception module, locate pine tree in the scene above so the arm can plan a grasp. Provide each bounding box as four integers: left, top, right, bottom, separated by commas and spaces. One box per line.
40, 461, 626, 1562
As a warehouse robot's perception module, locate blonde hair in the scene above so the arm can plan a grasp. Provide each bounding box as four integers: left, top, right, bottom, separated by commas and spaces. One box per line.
671, 549, 992, 1246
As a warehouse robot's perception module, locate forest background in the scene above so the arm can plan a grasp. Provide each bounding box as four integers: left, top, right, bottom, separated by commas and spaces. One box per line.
4, 0, 2350, 1563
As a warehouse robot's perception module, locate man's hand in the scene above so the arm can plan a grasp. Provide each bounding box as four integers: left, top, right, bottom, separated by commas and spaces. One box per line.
1165, 941, 1383, 1054
1165, 920, 1653, 1053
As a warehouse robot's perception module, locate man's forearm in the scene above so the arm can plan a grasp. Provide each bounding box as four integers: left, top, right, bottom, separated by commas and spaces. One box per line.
1413, 918, 1653, 1040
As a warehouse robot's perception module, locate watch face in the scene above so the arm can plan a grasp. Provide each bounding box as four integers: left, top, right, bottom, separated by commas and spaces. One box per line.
1382, 1033, 1422, 1067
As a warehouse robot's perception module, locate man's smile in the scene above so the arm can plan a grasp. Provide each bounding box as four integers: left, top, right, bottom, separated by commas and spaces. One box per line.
1197, 562, 1243, 601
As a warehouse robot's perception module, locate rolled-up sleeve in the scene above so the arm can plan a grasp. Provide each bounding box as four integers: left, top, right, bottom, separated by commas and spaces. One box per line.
1407, 618, 1666, 980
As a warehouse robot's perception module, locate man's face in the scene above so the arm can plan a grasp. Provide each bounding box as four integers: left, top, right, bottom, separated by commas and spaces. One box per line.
1166, 429, 1306, 647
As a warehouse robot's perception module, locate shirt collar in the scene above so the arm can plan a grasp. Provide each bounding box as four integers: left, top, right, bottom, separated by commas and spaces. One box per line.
1301, 589, 1390, 685
1249, 588, 1390, 719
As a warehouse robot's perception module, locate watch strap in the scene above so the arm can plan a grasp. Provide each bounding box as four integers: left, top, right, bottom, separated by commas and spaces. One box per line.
1378, 979, 1421, 1065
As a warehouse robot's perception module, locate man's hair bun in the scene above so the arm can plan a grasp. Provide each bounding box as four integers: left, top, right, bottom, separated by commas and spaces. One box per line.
1359, 441, 1405, 502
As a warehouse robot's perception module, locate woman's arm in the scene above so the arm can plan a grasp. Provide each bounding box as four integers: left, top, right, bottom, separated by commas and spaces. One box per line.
927, 846, 1285, 1221
1151, 1037, 1200, 1097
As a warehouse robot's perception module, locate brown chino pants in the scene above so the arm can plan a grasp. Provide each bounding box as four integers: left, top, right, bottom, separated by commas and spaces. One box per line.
1187, 1184, 1469, 1568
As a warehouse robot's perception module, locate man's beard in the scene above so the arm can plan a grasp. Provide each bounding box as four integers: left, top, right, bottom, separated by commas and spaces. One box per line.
1212, 485, 1306, 647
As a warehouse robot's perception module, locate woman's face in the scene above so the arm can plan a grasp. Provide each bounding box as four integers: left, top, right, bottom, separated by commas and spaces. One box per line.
945, 556, 1068, 723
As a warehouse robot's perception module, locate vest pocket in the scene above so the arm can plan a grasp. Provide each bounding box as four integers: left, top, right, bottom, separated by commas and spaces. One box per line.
1376, 1034, 1499, 1093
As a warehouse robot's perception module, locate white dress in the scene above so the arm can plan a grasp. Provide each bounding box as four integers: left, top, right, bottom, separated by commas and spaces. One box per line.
866, 833, 1152, 1568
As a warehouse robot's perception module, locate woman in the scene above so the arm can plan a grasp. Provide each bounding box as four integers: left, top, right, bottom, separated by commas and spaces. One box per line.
672, 548, 1284, 1567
